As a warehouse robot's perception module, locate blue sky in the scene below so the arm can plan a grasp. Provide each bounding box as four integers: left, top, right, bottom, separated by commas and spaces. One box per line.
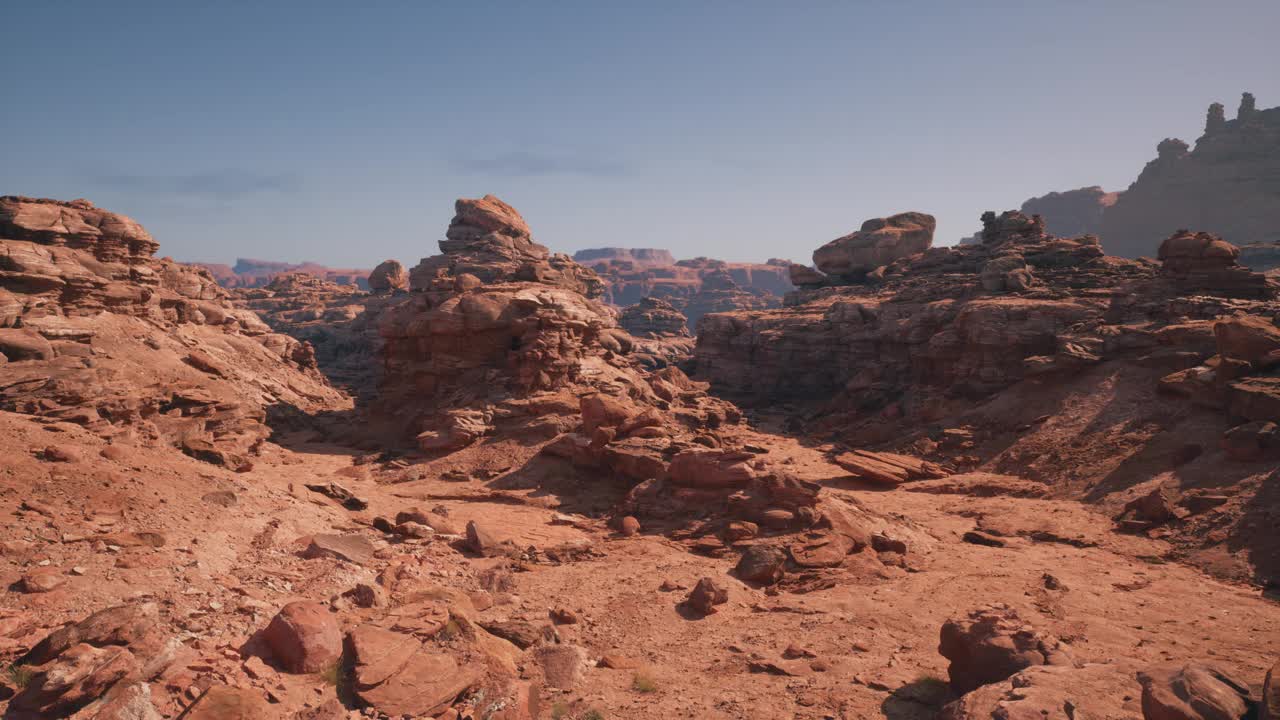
4, 1, 1279, 267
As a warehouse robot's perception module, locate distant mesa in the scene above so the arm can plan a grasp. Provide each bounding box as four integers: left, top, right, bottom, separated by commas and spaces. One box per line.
193, 258, 372, 289
572, 247, 676, 267
573, 246, 794, 333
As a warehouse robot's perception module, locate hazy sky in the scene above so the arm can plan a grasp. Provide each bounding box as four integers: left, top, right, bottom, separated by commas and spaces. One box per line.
4, 1, 1279, 267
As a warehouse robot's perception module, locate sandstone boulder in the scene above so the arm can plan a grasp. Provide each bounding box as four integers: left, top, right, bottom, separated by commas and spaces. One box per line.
348, 624, 479, 717
685, 577, 728, 615
938, 605, 1071, 695
262, 601, 342, 674
180, 685, 271, 719
1137, 662, 1253, 720
813, 212, 936, 280
368, 259, 408, 293
940, 664, 1136, 720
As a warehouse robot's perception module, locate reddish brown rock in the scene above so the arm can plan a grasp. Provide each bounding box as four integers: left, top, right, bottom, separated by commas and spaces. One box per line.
348, 624, 479, 717
1137, 663, 1253, 720
368, 259, 408, 293
0, 197, 345, 470
812, 212, 936, 282
10, 643, 140, 717
262, 601, 342, 674
684, 577, 729, 615
180, 685, 272, 719
940, 664, 1135, 720
616, 515, 641, 536
939, 605, 1071, 695
1214, 315, 1280, 368
734, 545, 787, 584
667, 449, 759, 489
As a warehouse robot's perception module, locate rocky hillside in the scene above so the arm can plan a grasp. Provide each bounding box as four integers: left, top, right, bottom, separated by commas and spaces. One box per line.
696, 208, 1280, 585
0, 196, 347, 470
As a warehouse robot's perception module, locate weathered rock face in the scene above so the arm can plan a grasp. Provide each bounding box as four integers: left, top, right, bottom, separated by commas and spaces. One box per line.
694, 204, 1280, 584
0, 197, 345, 467
809, 212, 936, 283
1018, 186, 1119, 239
231, 272, 384, 397
0, 196, 159, 262
695, 208, 1276, 416
376, 196, 739, 455
1100, 92, 1280, 258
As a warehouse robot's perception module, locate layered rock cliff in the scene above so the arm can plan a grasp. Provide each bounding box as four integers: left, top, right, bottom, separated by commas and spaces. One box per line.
1099, 92, 1280, 257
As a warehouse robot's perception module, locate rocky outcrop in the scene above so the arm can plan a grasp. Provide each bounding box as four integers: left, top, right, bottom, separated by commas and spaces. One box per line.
1158, 230, 1272, 297
803, 212, 935, 285
409, 195, 603, 298
938, 605, 1072, 695
0, 196, 344, 468
619, 297, 689, 338
1240, 242, 1280, 273
695, 207, 1275, 414
10, 603, 177, 719
377, 196, 735, 452
1100, 92, 1280, 257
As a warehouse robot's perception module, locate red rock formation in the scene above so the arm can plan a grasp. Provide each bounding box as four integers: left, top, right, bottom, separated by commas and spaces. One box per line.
1100, 92, 1280, 257
694, 207, 1279, 582
810, 212, 936, 283
0, 196, 344, 469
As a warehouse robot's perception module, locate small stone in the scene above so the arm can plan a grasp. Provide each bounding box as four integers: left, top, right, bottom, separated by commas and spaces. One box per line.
617, 516, 641, 537
550, 608, 579, 625
685, 577, 728, 615
962, 530, 1006, 547
20, 567, 66, 593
